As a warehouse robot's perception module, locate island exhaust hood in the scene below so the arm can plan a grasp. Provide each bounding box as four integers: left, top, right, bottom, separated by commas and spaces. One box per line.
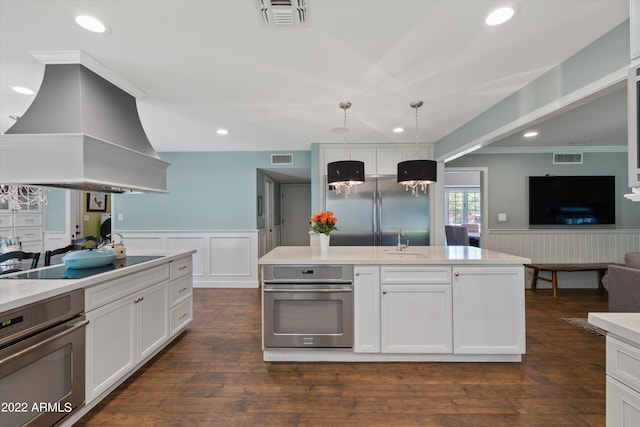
0, 51, 169, 193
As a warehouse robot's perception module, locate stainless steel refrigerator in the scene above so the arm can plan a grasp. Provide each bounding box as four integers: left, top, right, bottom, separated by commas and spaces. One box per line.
326, 177, 430, 246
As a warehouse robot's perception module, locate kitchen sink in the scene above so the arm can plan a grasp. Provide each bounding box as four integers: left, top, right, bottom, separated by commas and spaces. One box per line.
384, 251, 425, 257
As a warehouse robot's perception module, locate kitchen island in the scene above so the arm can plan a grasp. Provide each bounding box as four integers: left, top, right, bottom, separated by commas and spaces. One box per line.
259, 246, 530, 363
0, 249, 195, 427
588, 313, 640, 426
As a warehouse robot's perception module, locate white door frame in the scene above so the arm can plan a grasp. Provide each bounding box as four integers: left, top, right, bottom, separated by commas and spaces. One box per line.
443, 167, 489, 248
264, 176, 274, 252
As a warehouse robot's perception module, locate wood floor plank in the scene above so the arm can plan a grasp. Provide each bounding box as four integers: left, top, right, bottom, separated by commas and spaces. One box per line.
76, 288, 609, 426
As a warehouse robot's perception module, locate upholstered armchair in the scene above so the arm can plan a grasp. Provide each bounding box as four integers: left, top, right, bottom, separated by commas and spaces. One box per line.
602, 252, 640, 312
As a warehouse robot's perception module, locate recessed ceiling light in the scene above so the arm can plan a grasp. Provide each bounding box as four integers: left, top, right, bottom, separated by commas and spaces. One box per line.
75, 15, 109, 33
485, 7, 515, 26
216, 129, 229, 135
393, 127, 404, 133
523, 131, 539, 138
11, 86, 35, 95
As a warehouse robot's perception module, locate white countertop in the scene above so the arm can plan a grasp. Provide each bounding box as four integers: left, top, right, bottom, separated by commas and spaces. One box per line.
0, 249, 195, 313
259, 245, 531, 265
588, 312, 640, 345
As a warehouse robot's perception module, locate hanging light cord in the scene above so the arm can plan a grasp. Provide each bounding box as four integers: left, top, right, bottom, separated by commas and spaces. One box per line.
411, 100, 423, 159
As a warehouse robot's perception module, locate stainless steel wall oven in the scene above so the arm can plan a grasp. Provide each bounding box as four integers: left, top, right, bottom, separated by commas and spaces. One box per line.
0, 289, 87, 427
263, 265, 353, 348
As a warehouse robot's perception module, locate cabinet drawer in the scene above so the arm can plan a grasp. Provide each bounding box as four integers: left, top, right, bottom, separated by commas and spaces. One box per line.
14, 227, 42, 242
170, 257, 192, 280
0, 215, 13, 228
607, 336, 640, 393
170, 275, 192, 306
170, 298, 192, 336
85, 264, 170, 311
607, 376, 640, 427
381, 266, 451, 284
14, 214, 41, 227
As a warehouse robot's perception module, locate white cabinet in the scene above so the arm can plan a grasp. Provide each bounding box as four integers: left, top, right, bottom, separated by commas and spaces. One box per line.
354, 266, 380, 353
452, 266, 525, 354
606, 335, 640, 426
169, 256, 193, 336
85, 266, 170, 403
380, 266, 452, 353
0, 209, 43, 253
323, 148, 376, 175
321, 144, 433, 177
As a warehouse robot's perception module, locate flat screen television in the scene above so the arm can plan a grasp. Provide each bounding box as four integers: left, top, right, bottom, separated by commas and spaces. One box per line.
528, 175, 615, 225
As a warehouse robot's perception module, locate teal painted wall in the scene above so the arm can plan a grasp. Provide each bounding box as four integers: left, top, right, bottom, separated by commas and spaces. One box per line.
113, 151, 310, 230
447, 151, 640, 230
435, 21, 630, 160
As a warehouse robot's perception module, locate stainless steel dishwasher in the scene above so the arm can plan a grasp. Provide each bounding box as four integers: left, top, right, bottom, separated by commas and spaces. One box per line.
262, 264, 353, 348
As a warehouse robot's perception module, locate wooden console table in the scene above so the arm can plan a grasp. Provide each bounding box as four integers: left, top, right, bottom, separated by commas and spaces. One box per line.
524, 263, 613, 298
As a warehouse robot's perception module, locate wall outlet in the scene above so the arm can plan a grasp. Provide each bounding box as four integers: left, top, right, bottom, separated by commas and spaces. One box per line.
498, 213, 507, 222
83, 215, 90, 221
117, 213, 124, 221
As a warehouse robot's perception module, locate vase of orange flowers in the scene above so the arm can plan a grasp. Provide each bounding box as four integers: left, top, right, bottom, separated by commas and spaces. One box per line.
309, 211, 338, 254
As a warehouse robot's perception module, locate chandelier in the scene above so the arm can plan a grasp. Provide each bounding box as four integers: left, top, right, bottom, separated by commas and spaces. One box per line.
397, 101, 437, 196
327, 101, 365, 197
0, 185, 48, 209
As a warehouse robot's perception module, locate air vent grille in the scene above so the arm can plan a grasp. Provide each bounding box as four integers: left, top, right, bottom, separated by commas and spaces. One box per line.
553, 153, 583, 164
257, 0, 307, 26
271, 154, 294, 165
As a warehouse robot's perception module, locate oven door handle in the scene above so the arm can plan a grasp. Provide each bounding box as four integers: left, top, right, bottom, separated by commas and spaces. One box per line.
0, 319, 89, 367
263, 288, 352, 293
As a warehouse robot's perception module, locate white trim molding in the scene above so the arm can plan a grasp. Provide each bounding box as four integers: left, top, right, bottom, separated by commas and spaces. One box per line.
116, 230, 260, 288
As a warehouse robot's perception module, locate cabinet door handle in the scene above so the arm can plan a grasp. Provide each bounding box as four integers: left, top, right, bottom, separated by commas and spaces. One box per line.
178, 266, 188, 271
179, 287, 187, 293
355, 272, 360, 276
178, 313, 188, 320
382, 290, 387, 295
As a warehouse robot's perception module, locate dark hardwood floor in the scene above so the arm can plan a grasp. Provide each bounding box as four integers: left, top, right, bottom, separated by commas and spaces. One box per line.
77, 287, 609, 427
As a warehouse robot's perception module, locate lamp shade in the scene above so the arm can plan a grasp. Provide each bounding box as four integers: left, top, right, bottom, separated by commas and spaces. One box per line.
397, 159, 437, 183
328, 160, 365, 185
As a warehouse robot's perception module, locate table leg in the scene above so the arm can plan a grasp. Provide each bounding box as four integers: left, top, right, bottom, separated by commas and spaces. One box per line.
530, 268, 539, 290
552, 271, 558, 298
597, 269, 605, 291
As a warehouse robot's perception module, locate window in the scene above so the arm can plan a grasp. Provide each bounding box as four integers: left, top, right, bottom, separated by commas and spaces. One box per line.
446, 188, 480, 226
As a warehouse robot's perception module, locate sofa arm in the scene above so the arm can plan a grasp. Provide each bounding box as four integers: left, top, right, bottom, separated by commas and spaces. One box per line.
605, 265, 640, 312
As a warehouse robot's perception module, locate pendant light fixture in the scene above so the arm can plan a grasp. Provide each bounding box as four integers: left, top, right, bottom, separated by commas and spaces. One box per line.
397, 101, 437, 196
327, 101, 364, 197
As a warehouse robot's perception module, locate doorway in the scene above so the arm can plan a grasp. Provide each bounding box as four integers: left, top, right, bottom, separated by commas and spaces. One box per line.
280, 184, 311, 246
444, 168, 487, 247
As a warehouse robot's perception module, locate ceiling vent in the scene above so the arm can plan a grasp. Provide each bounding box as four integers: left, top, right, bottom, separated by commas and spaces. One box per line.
553, 153, 583, 164
271, 154, 294, 165
257, 0, 307, 26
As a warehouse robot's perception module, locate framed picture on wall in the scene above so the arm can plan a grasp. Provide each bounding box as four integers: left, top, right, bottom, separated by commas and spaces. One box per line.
87, 192, 107, 212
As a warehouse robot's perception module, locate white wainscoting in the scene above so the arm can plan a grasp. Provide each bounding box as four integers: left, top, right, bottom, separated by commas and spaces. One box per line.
117, 230, 260, 288
484, 229, 640, 263
43, 232, 69, 252
484, 229, 640, 289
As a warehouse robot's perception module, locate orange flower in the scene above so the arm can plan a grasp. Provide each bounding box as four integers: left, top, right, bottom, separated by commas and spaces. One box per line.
309, 211, 339, 235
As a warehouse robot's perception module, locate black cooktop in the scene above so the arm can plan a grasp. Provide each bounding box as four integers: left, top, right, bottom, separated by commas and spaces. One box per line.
3, 256, 163, 280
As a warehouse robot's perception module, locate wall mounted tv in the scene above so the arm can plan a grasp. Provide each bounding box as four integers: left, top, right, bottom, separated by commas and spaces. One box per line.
528, 175, 615, 225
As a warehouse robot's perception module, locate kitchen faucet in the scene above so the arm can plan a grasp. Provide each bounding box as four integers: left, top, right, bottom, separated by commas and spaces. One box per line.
397, 227, 408, 251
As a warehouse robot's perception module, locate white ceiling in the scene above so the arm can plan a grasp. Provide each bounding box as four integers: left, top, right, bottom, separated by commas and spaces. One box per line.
0, 0, 630, 156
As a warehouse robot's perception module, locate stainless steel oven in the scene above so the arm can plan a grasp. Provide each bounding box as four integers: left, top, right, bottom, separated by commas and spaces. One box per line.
263, 265, 353, 348
0, 289, 87, 427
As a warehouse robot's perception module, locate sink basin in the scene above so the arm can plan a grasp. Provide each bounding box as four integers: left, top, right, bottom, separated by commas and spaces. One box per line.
385, 251, 424, 256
